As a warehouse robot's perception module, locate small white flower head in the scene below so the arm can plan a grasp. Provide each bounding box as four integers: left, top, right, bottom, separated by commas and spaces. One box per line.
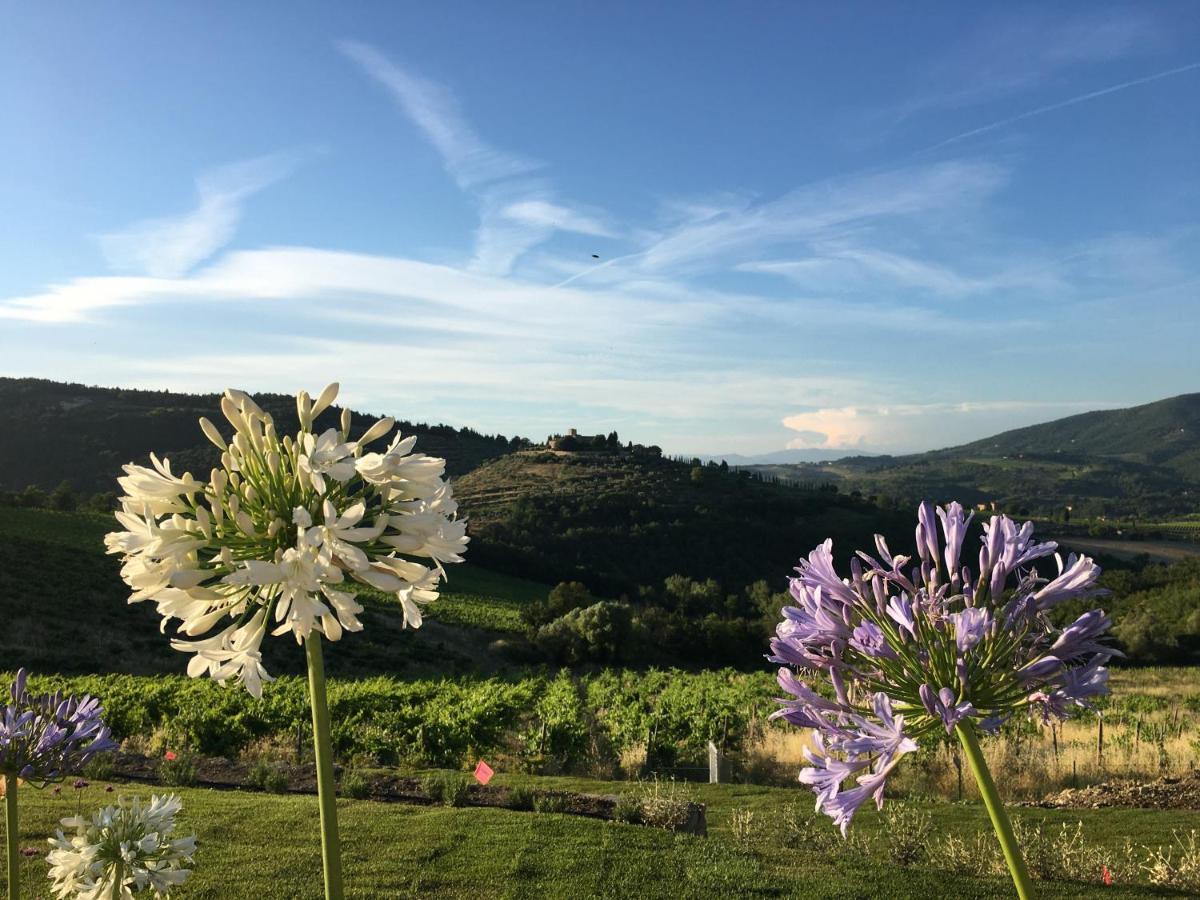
105, 385, 469, 697
46, 793, 196, 899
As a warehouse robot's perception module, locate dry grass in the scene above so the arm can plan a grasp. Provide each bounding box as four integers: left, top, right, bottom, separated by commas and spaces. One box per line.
743, 666, 1200, 801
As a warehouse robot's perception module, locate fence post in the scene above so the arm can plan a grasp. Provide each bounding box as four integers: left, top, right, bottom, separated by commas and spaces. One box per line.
708, 740, 722, 784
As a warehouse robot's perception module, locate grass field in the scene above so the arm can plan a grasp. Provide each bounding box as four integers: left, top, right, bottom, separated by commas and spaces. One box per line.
3, 777, 1197, 899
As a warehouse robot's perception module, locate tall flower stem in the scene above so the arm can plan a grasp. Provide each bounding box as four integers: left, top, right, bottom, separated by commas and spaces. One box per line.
956, 723, 1034, 899
305, 636, 343, 900
4, 773, 17, 900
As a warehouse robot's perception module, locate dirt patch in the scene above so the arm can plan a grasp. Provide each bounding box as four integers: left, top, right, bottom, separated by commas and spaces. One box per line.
1035, 771, 1200, 810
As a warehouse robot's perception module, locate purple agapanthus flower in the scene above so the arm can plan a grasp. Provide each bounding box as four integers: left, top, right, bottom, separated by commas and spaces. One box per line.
0, 669, 116, 786
769, 501, 1116, 834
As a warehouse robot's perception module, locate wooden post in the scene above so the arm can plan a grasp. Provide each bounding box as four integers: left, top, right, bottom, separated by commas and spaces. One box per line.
707, 741, 722, 784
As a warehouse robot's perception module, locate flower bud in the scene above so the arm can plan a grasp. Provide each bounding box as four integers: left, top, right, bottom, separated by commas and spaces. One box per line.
297, 391, 313, 431
357, 417, 395, 448
311, 382, 339, 419
221, 396, 251, 435
198, 417, 227, 451
340, 407, 352, 438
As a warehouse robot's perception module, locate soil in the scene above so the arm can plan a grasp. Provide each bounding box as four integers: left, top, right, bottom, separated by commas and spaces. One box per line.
1035, 771, 1200, 811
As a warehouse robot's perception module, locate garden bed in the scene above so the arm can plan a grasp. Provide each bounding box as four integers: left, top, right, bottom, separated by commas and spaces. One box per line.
98, 752, 707, 834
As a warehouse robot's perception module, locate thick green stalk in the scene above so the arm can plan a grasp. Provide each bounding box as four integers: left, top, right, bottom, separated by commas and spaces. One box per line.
305, 636, 344, 900
956, 723, 1034, 899
4, 773, 17, 900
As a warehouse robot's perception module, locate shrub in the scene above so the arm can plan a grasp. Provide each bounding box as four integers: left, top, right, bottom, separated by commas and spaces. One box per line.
533, 793, 568, 814
340, 768, 371, 800
612, 791, 641, 824
81, 753, 117, 781
422, 771, 470, 807
879, 803, 933, 866
935, 831, 1003, 878
245, 759, 289, 794
158, 752, 198, 787
632, 777, 692, 832
1142, 829, 1200, 892
729, 808, 757, 847
506, 785, 534, 811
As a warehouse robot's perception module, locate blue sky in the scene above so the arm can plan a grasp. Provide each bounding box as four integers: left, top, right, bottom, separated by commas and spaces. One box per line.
1, 3, 1198, 456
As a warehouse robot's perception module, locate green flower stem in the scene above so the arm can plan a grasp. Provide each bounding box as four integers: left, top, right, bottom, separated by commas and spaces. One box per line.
956, 722, 1034, 900
4, 773, 17, 900
305, 636, 344, 900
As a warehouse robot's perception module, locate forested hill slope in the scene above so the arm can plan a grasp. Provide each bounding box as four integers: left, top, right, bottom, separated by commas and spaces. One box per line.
0, 378, 526, 493
453, 447, 914, 594
743, 393, 1200, 519
940, 393, 1200, 478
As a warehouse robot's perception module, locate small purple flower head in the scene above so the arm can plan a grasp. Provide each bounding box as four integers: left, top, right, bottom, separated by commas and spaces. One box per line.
0, 670, 116, 787
920, 685, 976, 734
948, 606, 991, 653
769, 501, 1116, 835
936, 501, 974, 585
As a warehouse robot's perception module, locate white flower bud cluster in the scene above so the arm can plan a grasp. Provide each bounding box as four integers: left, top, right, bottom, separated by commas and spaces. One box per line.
104, 384, 469, 696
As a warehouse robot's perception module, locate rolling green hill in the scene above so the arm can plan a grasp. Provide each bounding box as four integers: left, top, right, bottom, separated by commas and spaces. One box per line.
453, 447, 913, 594
0, 377, 526, 494
745, 393, 1200, 519
0, 505, 545, 679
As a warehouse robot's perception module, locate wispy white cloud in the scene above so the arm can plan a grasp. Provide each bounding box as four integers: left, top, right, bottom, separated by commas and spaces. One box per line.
878, 9, 1168, 129
337, 40, 539, 189
633, 160, 1007, 275
500, 200, 615, 237
924, 61, 1200, 152
97, 151, 308, 278
339, 40, 610, 275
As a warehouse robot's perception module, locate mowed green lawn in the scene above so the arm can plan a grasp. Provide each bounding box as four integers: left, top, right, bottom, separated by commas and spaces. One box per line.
4, 779, 1194, 899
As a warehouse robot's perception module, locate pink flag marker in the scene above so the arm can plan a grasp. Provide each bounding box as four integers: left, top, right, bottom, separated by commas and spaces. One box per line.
474, 759, 494, 785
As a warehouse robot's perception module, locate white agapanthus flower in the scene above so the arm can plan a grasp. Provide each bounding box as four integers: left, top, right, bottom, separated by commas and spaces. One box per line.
46, 794, 196, 899
104, 383, 470, 697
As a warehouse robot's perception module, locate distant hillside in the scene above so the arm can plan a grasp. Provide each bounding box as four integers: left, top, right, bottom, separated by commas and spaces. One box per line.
0, 505, 550, 678
946, 393, 1200, 477
743, 394, 1200, 519
454, 448, 914, 594
0, 378, 526, 494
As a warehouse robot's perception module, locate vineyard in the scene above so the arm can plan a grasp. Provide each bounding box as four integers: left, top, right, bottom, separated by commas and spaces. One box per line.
12, 667, 1200, 798
15, 669, 777, 774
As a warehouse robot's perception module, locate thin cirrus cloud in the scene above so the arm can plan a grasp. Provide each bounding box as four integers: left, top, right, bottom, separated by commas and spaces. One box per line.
338, 39, 614, 275
879, 8, 1167, 128
923, 60, 1200, 152
97, 150, 310, 278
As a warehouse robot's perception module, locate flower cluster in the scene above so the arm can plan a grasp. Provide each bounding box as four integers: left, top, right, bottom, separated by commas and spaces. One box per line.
1, 669, 116, 785
770, 501, 1115, 833
46, 793, 195, 899
104, 384, 469, 696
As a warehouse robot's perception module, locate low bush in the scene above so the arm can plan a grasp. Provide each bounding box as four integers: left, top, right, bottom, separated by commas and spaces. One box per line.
422, 771, 470, 807
505, 785, 534, 811
533, 793, 568, 814
158, 751, 198, 787
245, 759, 289, 794
340, 768, 371, 800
